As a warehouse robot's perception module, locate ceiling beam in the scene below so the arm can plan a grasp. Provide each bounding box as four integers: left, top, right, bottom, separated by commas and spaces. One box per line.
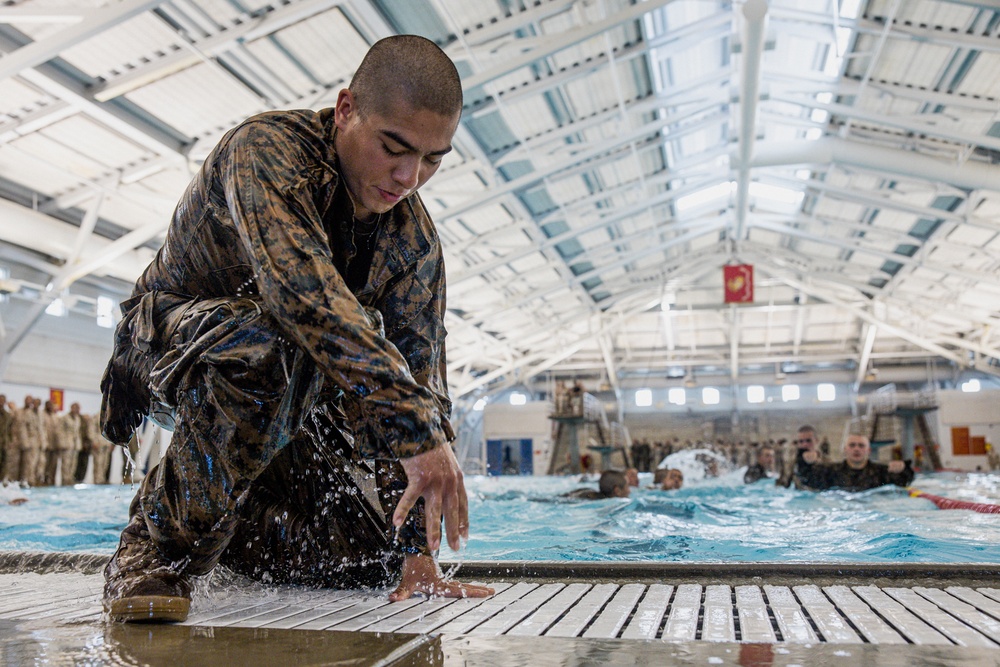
91, 0, 343, 101
854, 322, 878, 391
460, 0, 676, 93
732, 0, 768, 243
756, 262, 973, 370
752, 137, 1000, 193
751, 218, 1000, 289
0, 0, 165, 82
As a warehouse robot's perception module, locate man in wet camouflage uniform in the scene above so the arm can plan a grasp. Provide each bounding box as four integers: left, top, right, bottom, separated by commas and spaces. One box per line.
796, 433, 914, 492
101, 35, 493, 623
743, 444, 776, 484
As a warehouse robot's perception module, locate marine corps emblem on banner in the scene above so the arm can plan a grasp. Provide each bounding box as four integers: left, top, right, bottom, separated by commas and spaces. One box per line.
723, 264, 754, 303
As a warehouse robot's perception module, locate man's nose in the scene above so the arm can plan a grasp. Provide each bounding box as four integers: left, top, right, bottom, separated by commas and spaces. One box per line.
394, 157, 422, 190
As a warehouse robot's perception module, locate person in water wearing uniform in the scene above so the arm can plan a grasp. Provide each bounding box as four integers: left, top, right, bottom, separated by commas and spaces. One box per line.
796, 434, 914, 492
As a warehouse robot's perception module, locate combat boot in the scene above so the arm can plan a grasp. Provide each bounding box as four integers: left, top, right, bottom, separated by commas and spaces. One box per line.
104, 513, 191, 623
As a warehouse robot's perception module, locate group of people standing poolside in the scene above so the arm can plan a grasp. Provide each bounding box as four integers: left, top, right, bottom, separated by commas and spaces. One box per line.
0, 394, 115, 487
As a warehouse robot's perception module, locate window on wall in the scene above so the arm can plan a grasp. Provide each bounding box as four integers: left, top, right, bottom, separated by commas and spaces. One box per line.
817, 383, 836, 402
781, 384, 800, 402
635, 388, 652, 407
747, 385, 765, 403
702, 387, 720, 405
509, 392, 526, 405
961, 379, 981, 393
668, 387, 686, 406
97, 296, 116, 328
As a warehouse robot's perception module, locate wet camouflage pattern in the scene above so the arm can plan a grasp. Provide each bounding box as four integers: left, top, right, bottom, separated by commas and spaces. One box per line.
11, 407, 43, 485
86, 414, 113, 485
107, 108, 452, 455
0, 407, 13, 481
41, 411, 61, 485
101, 108, 449, 587
743, 463, 772, 484
795, 459, 915, 492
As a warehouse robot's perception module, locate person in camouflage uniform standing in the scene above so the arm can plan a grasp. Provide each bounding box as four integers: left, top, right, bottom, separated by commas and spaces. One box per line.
100, 35, 493, 623
15, 396, 44, 486
796, 433, 914, 492
0, 395, 11, 480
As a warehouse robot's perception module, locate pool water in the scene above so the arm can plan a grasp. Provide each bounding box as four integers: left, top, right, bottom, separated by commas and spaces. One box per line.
1, 472, 998, 563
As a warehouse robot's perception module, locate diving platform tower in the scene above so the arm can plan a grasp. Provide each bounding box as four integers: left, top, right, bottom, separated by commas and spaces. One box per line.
548, 383, 631, 474
863, 384, 942, 470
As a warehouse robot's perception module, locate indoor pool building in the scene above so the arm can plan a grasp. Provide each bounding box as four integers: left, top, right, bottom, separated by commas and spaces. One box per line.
1, 0, 1000, 665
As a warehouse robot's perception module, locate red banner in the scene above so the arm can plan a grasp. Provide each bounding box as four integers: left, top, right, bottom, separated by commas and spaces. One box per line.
49, 388, 64, 411
724, 264, 754, 303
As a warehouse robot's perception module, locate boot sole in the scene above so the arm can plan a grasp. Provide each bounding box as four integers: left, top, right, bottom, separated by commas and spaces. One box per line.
106, 595, 191, 623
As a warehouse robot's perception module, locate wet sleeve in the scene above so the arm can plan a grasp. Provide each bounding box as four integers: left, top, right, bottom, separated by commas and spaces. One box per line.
382, 233, 454, 441
795, 455, 833, 490
219, 121, 449, 461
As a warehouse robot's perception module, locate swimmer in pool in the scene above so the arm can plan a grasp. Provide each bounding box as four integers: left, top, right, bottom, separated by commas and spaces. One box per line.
562, 469, 631, 500
652, 468, 684, 490
744, 445, 777, 484
796, 434, 914, 492
0, 480, 28, 505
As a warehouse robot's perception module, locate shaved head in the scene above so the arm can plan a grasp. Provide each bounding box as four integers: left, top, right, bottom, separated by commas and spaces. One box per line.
350, 35, 463, 120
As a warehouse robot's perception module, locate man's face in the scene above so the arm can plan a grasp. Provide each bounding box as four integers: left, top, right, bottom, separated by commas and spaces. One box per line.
662, 469, 684, 490
758, 448, 774, 468
796, 431, 817, 451
70, 402, 80, 415
844, 436, 871, 466
334, 90, 459, 222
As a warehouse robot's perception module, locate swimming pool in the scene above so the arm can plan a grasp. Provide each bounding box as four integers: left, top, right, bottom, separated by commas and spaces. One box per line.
2, 470, 998, 564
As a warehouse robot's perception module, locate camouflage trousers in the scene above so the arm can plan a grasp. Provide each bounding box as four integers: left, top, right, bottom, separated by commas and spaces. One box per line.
107, 294, 418, 590
1, 442, 19, 482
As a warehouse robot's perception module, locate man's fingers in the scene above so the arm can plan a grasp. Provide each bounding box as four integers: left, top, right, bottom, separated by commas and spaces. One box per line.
423, 488, 443, 551
457, 476, 470, 540
443, 490, 461, 552
438, 582, 495, 599
392, 484, 422, 528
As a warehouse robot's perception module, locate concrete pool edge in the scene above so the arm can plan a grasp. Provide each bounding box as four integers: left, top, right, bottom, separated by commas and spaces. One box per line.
4, 550, 1000, 585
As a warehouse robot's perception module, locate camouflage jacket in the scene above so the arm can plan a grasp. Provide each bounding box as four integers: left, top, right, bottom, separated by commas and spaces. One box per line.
795, 458, 914, 492
130, 108, 453, 460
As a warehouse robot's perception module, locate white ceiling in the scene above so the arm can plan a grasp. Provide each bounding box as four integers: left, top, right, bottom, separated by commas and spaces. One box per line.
1, 0, 1000, 400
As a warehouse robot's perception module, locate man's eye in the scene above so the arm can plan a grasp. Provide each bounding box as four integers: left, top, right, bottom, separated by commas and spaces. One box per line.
382, 144, 403, 156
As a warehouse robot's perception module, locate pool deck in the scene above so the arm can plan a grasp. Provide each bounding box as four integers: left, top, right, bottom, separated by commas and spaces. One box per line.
2, 552, 1000, 665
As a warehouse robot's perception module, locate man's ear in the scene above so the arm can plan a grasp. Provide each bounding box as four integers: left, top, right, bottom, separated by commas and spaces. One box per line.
334, 88, 357, 130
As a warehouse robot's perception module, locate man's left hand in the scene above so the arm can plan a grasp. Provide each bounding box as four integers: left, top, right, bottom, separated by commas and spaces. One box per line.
394, 444, 467, 551
888, 460, 905, 473
389, 554, 495, 602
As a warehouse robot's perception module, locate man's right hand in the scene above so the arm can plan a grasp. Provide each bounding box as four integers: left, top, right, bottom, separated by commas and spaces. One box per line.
394, 444, 468, 552
801, 450, 819, 464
